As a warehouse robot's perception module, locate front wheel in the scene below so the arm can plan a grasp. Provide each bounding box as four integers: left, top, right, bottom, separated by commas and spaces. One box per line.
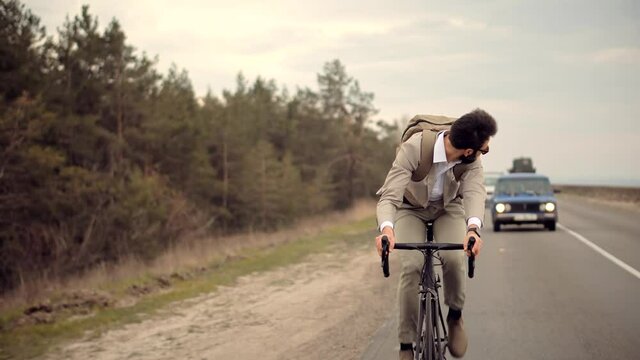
493, 221, 501, 232
415, 295, 430, 359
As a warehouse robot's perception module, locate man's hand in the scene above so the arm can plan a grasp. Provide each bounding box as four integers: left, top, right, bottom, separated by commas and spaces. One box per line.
464, 228, 483, 257
376, 226, 396, 256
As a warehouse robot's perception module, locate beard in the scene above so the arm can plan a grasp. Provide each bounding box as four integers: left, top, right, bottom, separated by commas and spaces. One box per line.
459, 152, 478, 164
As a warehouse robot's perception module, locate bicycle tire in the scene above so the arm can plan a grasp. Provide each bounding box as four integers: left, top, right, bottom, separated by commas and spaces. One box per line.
426, 298, 434, 360
432, 295, 446, 359
416, 294, 438, 360
415, 293, 428, 359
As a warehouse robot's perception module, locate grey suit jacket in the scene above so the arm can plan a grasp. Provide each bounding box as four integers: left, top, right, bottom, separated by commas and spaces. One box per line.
376, 132, 486, 227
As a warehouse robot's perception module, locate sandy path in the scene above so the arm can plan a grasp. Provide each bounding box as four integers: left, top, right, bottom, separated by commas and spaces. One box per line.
45, 244, 397, 360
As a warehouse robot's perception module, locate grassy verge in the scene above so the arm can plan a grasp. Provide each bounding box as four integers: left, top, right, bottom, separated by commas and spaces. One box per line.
0, 216, 376, 360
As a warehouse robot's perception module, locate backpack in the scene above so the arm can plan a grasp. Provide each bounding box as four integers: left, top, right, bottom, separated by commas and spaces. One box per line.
400, 114, 468, 182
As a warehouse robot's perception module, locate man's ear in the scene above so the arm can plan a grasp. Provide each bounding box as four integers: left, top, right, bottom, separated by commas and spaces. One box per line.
463, 149, 475, 156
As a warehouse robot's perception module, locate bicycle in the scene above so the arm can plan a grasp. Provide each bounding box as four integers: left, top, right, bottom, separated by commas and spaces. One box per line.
380, 222, 476, 360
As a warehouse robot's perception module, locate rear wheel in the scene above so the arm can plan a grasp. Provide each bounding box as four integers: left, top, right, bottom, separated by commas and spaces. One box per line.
493, 221, 501, 232
545, 221, 556, 231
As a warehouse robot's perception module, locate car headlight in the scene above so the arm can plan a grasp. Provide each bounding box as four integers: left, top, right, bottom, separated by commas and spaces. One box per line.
545, 202, 556, 212
540, 202, 556, 212
495, 203, 506, 213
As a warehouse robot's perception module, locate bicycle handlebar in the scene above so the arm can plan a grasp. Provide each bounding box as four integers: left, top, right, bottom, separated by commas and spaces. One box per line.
380, 235, 476, 278
393, 242, 464, 251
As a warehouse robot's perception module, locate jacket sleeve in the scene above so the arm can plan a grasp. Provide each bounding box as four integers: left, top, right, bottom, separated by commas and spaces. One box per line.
376, 133, 421, 228
459, 159, 486, 225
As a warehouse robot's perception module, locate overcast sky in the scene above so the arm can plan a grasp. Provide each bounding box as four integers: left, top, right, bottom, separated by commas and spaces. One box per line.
26, 0, 640, 186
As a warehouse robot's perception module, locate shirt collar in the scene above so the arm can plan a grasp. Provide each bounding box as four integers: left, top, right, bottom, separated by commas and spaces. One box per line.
433, 131, 461, 165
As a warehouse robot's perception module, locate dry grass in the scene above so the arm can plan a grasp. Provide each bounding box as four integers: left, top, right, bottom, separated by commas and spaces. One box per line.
555, 184, 640, 204
157, 199, 375, 269
554, 185, 640, 214
0, 199, 376, 312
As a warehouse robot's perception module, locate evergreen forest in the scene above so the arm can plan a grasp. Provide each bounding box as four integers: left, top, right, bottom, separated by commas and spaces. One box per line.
0, 1, 400, 292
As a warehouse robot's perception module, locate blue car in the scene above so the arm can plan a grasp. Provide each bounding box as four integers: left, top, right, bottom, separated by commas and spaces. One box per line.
491, 173, 558, 232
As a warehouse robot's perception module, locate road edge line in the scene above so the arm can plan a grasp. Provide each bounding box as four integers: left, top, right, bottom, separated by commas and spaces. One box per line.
558, 223, 640, 280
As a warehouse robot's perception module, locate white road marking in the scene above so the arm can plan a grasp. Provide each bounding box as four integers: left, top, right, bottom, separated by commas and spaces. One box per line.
558, 223, 640, 280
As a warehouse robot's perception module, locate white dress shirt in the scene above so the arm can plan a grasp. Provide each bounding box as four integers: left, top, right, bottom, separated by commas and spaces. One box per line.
429, 131, 460, 202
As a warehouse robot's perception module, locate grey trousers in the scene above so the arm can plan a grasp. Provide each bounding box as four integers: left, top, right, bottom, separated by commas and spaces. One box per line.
395, 203, 467, 344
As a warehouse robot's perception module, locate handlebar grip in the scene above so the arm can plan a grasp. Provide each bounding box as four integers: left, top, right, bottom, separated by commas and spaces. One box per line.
467, 237, 476, 278
381, 235, 390, 278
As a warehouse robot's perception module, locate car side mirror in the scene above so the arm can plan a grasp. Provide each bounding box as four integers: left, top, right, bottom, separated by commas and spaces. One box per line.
553, 188, 562, 194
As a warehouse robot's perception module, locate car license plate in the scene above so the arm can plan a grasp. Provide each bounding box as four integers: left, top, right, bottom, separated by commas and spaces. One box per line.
514, 214, 537, 221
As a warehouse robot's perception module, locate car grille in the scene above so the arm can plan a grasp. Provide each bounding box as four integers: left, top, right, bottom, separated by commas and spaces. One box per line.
509, 203, 541, 212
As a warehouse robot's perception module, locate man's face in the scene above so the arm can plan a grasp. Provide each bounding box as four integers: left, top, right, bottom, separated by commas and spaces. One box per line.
459, 139, 490, 164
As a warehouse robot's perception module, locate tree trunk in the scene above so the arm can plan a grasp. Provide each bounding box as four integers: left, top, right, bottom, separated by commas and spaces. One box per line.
260, 151, 267, 229
115, 55, 124, 170
222, 138, 229, 232
347, 150, 355, 207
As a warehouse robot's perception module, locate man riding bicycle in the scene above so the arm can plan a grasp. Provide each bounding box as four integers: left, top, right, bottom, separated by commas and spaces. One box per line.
374, 109, 497, 359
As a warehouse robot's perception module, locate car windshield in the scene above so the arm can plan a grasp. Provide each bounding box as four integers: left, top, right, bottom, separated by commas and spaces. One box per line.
495, 178, 552, 196
484, 172, 502, 186
485, 177, 498, 186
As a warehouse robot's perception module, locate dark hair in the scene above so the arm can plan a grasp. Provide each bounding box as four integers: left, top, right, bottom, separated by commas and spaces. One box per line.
449, 109, 497, 150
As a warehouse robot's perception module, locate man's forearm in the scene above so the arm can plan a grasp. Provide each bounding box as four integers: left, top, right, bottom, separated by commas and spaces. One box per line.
463, 191, 486, 227
376, 200, 398, 232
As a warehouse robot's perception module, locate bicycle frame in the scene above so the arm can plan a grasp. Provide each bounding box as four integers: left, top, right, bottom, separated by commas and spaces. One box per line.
381, 225, 475, 360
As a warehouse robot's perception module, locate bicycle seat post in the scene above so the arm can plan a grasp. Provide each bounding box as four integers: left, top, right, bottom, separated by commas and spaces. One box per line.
426, 221, 434, 243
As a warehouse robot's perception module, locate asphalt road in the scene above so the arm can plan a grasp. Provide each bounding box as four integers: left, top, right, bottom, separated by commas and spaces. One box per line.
362, 196, 640, 360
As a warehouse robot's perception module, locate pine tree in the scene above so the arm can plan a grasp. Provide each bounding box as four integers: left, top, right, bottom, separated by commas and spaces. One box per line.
0, 0, 45, 103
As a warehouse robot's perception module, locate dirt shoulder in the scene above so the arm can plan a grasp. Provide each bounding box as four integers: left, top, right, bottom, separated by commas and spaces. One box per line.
2, 201, 390, 359
44, 240, 397, 360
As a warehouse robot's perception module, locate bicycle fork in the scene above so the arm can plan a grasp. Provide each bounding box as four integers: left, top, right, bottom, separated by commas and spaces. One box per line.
416, 264, 448, 360
431, 277, 447, 360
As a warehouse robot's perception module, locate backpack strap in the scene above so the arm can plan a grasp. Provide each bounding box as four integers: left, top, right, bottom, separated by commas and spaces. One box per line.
453, 163, 468, 182
411, 129, 439, 182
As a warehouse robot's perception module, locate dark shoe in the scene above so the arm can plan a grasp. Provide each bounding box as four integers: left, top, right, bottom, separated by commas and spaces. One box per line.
399, 349, 414, 360
447, 317, 468, 358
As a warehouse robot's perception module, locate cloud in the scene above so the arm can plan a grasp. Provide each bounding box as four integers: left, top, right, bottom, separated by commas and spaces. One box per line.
556, 47, 640, 66
22, 0, 640, 185
446, 17, 488, 31
591, 47, 640, 65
